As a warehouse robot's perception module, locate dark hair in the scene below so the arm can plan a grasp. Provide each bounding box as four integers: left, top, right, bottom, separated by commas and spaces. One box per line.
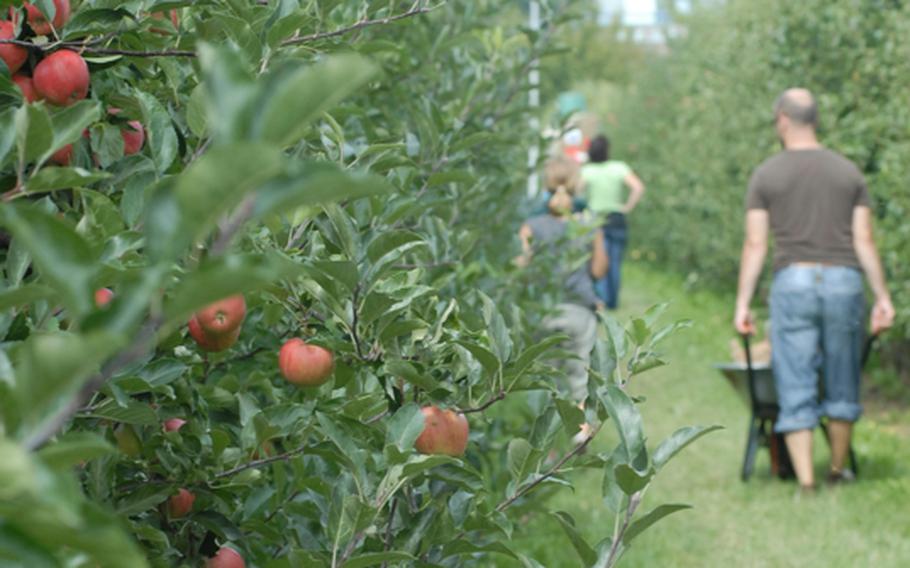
774, 89, 818, 127
588, 135, 610, 163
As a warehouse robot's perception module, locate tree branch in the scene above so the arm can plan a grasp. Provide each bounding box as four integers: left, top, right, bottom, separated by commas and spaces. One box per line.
214, 444, 307, 479
494, 430, 597, 513
281, 3, 443, 47
22, 318, 162, 451
0, 39, 196, 57
458, 390, 506, 414
604, 490, 644, 567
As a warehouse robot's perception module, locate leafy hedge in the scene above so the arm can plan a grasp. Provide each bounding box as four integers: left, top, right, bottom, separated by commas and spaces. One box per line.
612, 0, 910, 363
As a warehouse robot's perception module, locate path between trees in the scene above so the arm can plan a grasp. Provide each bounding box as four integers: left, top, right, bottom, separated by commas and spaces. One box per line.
505, 263, 910, 567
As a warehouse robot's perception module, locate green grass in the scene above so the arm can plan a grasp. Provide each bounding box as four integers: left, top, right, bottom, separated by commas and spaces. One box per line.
500, 263, 910, 567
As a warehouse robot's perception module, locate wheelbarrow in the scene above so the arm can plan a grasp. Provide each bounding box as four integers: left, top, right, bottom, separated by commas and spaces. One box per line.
714, 334, 875, 481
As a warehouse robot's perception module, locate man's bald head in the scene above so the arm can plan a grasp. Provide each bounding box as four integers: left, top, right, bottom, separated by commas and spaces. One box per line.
774, 88, 817, 127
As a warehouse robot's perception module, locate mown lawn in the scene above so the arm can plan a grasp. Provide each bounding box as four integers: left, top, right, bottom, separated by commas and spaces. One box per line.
500, 263, 910, 567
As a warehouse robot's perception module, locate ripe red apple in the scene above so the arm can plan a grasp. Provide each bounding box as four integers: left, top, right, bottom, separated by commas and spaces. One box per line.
108, 108, 145, 156
149, 10, 179, 34
278, 339, 334, 387
94, 287, 113, 307
114, 424, 141, 457
0, 20, 27, 74
207, 547, 245, 568
167, 488, 195, 518
194, 295, 246, 337
188, 316, 241, 352
24, 0, 71, 36
414, 406, 469, 457
12, 74, 38, 102
33, 50, 90, 106
49, 143, 73, 165
163, 418, 186, 432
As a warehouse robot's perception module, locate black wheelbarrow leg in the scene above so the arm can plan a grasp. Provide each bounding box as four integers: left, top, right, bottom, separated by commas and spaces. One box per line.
742, 416, 760, 481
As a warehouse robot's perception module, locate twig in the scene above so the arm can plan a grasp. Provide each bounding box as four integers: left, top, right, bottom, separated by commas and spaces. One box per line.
211, 347, 267, 372
214, 444, 307, 479
494, 430, 597, 513
210, 196, 255, 255
0, 39, 196, 57
604, 490, 644, 567
22, 319, 161, 451
365, 409, 390, 424
350, 284, 366, 360
380, 498, 399, 568
281, 3, 442, 47
458, 390, 506, 414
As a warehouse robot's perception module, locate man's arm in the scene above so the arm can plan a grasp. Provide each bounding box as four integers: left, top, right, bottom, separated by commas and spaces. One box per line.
852, 206, 895, 334
622, 171, 645, 214
734, 209, 769, 334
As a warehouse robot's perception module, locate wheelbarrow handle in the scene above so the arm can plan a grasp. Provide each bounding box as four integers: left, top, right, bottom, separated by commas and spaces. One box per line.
861, 333, 878, 369
740, 333, 760, 410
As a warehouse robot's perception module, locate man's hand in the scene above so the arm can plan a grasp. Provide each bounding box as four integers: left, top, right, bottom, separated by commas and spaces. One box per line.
734, 304, 755, 335
870, 295, 895, 335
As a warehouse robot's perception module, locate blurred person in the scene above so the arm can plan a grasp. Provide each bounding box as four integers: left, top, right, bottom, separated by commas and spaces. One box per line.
581, 134, 646, 309
734, 88, 895, 493
516, 157, 608, 438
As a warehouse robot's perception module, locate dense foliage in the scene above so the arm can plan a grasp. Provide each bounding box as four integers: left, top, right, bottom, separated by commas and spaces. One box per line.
612, 0, 910, 370
0, 1, 714, 566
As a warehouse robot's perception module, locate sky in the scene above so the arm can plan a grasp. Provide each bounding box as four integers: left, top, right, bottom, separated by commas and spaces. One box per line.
599, 0, 660, 26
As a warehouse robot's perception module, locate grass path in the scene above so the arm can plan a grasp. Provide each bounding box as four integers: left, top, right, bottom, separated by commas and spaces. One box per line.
505, 264, 910, 567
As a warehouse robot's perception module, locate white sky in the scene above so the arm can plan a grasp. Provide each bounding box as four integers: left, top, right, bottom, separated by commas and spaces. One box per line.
600, 0, 659, 26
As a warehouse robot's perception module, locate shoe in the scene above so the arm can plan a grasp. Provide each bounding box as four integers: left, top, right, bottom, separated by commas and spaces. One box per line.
826, 468, 856, 486
793, 484, 817, 502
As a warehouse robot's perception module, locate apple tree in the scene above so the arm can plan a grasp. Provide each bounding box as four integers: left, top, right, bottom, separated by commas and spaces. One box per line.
0, 1, 717, 566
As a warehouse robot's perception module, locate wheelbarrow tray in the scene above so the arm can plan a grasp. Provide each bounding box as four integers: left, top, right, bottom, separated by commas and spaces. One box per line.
713, 362, 777, 406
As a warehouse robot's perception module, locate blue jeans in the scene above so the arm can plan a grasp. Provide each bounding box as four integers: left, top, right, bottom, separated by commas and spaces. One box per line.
595, 215, 627, 309
770, 265, 865, 433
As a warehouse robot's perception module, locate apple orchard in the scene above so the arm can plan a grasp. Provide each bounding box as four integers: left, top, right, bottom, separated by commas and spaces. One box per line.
0, 2, 714, 567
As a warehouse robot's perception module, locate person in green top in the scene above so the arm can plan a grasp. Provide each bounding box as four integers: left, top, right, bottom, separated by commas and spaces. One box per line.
581, 135, 646, 309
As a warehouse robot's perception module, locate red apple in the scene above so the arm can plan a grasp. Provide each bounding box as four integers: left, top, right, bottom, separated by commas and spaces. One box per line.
149, 10, 179, 34
33, 50, 90, 106
278, 338, 334, 387
194, 295, 246, 337
207, 547, 245, 568
188, 316, 241, 352
24, 0, 71, 36
12, 74, 38, 102
167, 488, 195, 518
414, 406, 469, 457
0, 20, 27, 74
121, 120, 145, 155
163, 418, 186, 432
108, 108, 146, 156
49, 143, 73, 165
94, 287, 113, 307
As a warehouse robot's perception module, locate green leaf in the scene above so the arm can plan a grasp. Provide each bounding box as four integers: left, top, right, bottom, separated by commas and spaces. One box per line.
614, 463, 652, 495
14, 331, 122, 437
88, 400, 157, 426
623, 504, 692, 544
383, 360, 440, 392
163, 252, 303, 325
343, 552, 417, 568
44, 100, 101, 162
136, 89, 178, 173
0, 108, 15, 168
197, 42, 259, 143
386, 403, 425, 453
25, 168, 111, 193
455, 340, 500, 374
653, 425, 723, 471
0, 284, 55, 312
37, 432, 115, 470
442, 540, 519, 560
599, 384, 646, 471
0, 204, 96, 316
551, 511, 598, 566
252, 161, 391, 221
174, 142, 285, 241
507, 438, 539, 487
254, 54, 377, 147
16, 103, 53, 164
303, 260, 359, 296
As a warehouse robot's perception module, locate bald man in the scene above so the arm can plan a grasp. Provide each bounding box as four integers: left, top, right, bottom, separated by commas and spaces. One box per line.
734, 88, 894, 493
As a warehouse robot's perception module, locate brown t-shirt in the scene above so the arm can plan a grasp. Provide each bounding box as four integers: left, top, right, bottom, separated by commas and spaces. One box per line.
746, 148, 870, 271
